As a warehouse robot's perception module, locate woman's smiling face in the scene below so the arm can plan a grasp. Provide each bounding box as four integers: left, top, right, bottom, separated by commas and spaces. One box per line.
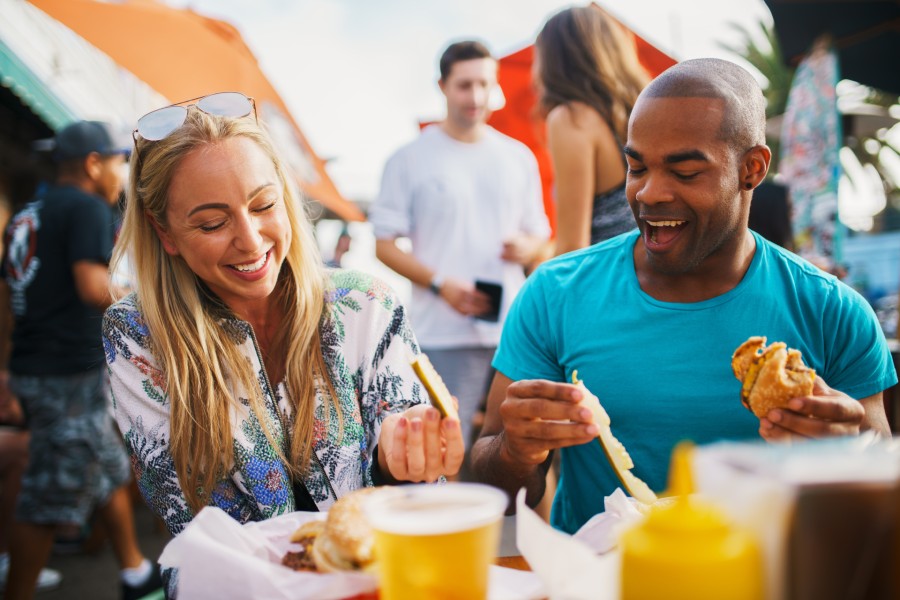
153, 136, 291, 318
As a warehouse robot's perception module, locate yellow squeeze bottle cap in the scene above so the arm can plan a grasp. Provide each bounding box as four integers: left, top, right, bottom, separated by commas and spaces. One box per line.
620, 442, 763, 600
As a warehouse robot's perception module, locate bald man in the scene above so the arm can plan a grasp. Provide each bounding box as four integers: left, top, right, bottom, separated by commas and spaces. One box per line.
471, 58, 896, 534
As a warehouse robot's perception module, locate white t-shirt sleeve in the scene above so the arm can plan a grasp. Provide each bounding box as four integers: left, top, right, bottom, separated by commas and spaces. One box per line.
369, 151, 411, 240
519, 148, 551, 239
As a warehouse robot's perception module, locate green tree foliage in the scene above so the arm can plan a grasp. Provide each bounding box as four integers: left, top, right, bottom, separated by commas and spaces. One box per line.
721, 19, 900, 232
719, 20, 793, 118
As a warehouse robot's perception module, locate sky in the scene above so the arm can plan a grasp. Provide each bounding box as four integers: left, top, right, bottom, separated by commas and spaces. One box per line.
166, 0, 774, 203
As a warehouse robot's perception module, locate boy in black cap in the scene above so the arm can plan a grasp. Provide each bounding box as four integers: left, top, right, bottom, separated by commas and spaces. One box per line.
0, 121, 161, 600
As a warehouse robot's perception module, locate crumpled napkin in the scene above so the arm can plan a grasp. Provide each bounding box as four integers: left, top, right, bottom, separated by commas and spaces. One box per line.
516, 488, 638, 600
159, 508, 375, 600
573, 488, 646, 554
159, 506, 546, 599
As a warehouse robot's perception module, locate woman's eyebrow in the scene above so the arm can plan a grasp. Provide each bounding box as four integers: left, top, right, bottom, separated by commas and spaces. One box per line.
186, 183, 276, 217
188, 202, 228, 217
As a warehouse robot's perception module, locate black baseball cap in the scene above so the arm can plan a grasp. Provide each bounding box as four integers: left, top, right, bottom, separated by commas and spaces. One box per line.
50, 120, 131, 161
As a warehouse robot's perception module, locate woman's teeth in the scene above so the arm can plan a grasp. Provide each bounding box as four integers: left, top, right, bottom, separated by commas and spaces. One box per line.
232, 253, 267, 273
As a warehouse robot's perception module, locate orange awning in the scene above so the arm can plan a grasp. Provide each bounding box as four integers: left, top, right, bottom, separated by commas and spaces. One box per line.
488, 2, 676, 234
28, 0, 364, 222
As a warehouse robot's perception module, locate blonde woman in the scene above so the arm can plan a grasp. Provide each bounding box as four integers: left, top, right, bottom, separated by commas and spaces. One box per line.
534, 6, 650, 255
103, 93, 463, 540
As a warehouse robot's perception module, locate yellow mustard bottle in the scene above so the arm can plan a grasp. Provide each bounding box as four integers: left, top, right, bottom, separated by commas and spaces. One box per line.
620, 442, 763, 600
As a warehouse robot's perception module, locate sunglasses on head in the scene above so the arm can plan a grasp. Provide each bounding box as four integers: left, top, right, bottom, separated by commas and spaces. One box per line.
131, 91, 257, 179
133, 91, 257, 142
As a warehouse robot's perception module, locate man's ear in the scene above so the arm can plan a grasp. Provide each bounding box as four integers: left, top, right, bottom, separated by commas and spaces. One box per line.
740, 144, 772, 190
146, 211, 179, 256
83, 152, 103, 181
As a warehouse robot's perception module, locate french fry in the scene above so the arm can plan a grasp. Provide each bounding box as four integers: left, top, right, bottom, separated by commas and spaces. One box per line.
573, 370, 657, 505
410, 354, 458, 420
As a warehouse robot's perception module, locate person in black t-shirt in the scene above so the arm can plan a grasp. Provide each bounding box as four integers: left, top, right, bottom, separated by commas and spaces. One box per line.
748, 179, 794, 251
0, 121, 161, 600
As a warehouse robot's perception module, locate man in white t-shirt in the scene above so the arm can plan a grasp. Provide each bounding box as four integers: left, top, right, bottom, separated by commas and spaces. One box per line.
369, 40, 550, 450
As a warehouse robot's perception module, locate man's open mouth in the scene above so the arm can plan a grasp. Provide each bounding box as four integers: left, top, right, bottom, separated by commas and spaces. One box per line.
645, 220, 688, 246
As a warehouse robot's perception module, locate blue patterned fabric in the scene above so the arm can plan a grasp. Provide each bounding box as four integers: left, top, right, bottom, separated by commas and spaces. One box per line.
103, 269, 426, 535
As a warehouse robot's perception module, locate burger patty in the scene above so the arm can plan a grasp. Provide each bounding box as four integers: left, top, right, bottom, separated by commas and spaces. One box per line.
281, 535, 318, 572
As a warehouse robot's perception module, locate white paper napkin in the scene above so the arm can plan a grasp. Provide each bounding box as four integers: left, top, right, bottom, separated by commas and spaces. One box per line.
159, 506, 546, 599
573, 488, 645, 554
515, 489, 620, 600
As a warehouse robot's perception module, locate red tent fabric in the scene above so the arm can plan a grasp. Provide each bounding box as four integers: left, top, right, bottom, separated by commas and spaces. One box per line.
487, 4, 676, 234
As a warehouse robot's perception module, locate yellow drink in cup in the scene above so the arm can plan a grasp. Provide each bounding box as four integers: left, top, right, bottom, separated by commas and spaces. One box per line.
364, 483, 508, 600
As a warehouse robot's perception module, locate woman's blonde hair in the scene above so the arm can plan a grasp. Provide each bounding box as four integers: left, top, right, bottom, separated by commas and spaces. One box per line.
536, 5, 650, 141
114, 108, 335, 512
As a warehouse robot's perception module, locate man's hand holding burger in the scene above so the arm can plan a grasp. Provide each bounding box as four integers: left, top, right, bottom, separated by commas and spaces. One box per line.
733, 336, 889, 442
758, 376, 866, 442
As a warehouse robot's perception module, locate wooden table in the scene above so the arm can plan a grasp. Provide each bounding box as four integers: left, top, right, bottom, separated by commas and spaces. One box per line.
495, 555, 531, 571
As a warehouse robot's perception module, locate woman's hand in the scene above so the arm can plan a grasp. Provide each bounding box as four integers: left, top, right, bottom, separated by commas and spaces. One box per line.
378, 404, 464, 483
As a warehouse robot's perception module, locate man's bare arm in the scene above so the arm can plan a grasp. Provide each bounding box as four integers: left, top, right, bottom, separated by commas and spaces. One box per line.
375, 238, 435, 288
0, 281, 16, 421
72, 260, 114, 311
859, 392, 890, 436
375, 238, 491, 317
470, 373, 555, 512
0, 280, 12, 369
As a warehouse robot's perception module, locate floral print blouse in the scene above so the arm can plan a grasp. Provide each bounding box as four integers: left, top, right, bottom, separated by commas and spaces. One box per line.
102, 269, 427, 535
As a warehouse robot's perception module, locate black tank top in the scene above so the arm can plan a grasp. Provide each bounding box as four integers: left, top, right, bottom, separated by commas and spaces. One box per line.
590, 183, 635, 244
589, 138, 636, 244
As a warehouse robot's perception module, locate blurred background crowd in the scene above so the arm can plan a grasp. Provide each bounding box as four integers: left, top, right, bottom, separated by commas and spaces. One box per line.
0, 1, 897, 598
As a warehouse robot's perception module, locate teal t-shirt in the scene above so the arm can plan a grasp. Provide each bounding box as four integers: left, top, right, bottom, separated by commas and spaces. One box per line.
493, 230, 897, 534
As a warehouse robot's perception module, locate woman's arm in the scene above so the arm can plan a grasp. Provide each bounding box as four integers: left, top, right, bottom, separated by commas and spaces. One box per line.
103, 301, 196, 535
350, 274, 464, 484
547, 105, 596, 256
548, 103, 629, 255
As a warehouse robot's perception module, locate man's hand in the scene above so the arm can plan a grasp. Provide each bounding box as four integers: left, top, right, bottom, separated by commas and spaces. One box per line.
378, 405, 464, 483
439, 278, 492, 317
758, 376, 867, 442
498, 379, 598, 466
501, 235, 543, 266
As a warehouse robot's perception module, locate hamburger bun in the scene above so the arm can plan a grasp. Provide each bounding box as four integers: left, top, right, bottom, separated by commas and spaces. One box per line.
732, 336, 816, 418
312, 487, 385, 573
289, 519, 325, 544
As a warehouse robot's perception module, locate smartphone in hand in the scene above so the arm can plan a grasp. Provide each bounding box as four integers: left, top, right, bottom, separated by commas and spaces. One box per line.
474, 280, 503, 322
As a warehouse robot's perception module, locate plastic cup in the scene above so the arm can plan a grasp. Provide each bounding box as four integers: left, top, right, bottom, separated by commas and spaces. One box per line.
364, 483, 508, 600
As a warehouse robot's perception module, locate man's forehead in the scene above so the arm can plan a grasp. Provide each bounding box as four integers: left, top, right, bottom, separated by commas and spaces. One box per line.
626, 96, 731, 159
629, 97, 725, 138
634, 95, 726, 119
446, 57, 497, 80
